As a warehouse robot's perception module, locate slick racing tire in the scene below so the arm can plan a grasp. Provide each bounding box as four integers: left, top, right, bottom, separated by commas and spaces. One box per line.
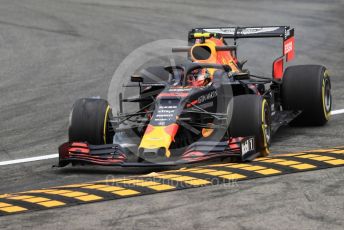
282, 65, 331, 126
230, 95, 271, 157
69, 98, 114, 145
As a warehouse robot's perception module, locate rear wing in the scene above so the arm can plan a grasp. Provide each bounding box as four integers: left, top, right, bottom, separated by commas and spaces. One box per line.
189, 26, 293, 39
188, 26, 295, 79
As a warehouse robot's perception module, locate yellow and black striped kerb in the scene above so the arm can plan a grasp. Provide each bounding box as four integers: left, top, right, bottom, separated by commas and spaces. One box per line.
1, 147, 344, 216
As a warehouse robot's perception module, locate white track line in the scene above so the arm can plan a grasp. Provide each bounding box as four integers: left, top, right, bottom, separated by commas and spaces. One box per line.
0, 109, 344, 167
0, 154, 58, 166
331, 109, 344, 115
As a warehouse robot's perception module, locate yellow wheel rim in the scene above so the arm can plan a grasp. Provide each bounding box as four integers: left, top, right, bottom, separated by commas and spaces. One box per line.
103, 105, 111, 144
261, 99, 270, 156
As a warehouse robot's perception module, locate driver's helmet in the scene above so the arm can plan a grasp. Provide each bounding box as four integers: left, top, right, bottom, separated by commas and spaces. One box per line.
188, 69, 211, 86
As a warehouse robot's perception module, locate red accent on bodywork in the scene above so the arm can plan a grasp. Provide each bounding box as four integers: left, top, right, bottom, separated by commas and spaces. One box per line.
187, 100, 198, 108
210, 37, 238, 66
228, 137, 243, 149
71, 142, 88, 148
183, 151, 205, 158
69, 147, 90, 154
58, 142, 127, 166
69, 142, 90, 154
273, 57, 284, 80
144, 109, 152, 119
164, 123, 179, 142
144, 124, 154, 135
68, 153, 126, 163
284, 36, 295, 62
182, 151, 208, 162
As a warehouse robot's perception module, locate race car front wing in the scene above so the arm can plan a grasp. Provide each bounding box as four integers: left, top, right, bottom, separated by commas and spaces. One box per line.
57, 136, 257, 167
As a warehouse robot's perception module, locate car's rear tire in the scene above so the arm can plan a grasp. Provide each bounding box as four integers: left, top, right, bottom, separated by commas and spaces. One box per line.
282, 65, 331, 126
69, 98, 114, 145
230, 95, 271, 157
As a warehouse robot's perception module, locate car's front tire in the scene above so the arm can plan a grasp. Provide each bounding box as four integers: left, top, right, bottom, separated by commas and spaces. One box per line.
229, 95, 271, 157
69, 98, 114, 145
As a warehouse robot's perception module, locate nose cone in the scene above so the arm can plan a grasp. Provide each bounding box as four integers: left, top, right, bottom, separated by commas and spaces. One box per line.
138, 124, 179, 158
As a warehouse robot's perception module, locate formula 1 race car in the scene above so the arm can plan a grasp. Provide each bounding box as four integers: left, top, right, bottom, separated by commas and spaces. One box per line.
58, 26, 332, 167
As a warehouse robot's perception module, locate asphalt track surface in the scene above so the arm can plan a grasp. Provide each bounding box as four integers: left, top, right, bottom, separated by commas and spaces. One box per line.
0, 0, 343, 229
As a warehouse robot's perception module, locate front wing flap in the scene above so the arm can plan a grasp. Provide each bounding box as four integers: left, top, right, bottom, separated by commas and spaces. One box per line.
182, 136, 257, 163
57, 142, 127, 167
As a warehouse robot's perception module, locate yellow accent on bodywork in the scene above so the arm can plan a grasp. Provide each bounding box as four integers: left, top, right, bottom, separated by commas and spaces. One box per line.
190, 40, 239, 73
193, 32, 211, 38
202, 128, 214, 137
191, 42, 217, 63
139, 125, 175, 158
